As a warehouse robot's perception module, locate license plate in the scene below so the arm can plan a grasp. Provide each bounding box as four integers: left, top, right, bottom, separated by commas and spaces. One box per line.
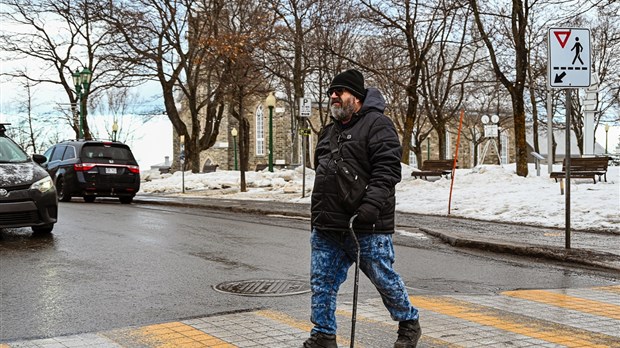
105, 167, 117, 174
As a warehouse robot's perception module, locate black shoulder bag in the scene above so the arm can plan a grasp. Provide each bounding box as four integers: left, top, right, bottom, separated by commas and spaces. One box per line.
329, 126, 369, 213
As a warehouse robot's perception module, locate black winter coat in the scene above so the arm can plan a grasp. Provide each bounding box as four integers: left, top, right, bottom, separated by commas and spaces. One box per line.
311, 88, 402, 234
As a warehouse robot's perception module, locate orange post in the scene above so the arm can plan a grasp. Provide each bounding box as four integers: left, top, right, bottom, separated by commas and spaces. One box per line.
448, 109, 465, 215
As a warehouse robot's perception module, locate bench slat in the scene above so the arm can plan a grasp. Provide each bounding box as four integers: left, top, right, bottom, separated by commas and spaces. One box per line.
550, 156, 609, 184
412, 159, 455, 180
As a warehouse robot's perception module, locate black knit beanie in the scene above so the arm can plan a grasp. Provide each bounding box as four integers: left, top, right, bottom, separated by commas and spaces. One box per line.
328, 69, 366, 101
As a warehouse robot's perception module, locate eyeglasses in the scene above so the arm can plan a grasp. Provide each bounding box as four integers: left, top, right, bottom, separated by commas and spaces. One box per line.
327, 88, 346, 97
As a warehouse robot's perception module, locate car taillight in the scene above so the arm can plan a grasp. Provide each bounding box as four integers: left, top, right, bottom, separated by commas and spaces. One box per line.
127, 165, 140, 174
74, 163, 96, 171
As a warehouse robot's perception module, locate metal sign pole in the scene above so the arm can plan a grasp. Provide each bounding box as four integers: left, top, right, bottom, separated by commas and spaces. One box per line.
547, 88, 553, 173
565, 89, 571, 249
302, 133, 306, 198
299, 97, 311, 199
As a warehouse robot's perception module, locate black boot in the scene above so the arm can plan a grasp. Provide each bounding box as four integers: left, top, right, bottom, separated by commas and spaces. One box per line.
394, 319, 421, 348
303, 332, 338, 348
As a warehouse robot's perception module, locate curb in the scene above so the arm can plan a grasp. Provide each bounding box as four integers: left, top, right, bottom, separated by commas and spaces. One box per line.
419, 228, 620, 273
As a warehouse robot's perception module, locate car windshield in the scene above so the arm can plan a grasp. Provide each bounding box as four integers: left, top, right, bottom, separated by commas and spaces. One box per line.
81, 144, 135, 163
0, 137, 29, 163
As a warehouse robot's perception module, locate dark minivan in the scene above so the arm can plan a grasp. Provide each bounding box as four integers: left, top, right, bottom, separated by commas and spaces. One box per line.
43, 140, 140, 204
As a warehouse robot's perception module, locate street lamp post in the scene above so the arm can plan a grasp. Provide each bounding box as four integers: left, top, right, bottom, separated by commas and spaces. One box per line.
231, 127, 238, 170
179, 135, 185, 194
112, 120, 118, 142
265, 92, 276, 172
605, 124, 610, 154
72, 67, 92, 139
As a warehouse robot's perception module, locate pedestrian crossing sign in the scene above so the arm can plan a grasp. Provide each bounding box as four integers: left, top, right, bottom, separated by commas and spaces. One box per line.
548, 28, 591, 88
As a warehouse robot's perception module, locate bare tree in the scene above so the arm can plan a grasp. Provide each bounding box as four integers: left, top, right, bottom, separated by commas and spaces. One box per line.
6, 78, 45, 153
263, 0, 320, 166
103, 0, 231, 173
0, 0, 138, 140
93, 87, 150, 143
354, 0, 444, 164
420, 3, 479, 164
221, 0, 275, 191
468, 0, 531, 176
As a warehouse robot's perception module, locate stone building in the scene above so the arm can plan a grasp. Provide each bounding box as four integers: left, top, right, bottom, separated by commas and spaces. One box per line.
175, 96, 313, 172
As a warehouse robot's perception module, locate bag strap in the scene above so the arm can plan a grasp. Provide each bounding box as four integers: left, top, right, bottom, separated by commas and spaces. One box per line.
329, 125, 343, 162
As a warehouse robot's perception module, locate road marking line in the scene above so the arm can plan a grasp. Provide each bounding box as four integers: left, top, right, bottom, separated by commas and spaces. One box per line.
502, 289, 620, 320
595, 285, 620, 294
124, 322, 236, 347
411, 295, 618, 348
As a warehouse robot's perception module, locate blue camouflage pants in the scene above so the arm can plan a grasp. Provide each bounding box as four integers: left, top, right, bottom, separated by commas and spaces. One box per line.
310, 228, 419, 335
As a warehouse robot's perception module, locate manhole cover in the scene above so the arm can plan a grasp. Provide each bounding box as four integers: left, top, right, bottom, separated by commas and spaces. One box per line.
213, 279, 310, 297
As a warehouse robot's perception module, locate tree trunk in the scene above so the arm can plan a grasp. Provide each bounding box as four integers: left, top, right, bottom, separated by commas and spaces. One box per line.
512, 96, 528, 175
437, 126, 446, 160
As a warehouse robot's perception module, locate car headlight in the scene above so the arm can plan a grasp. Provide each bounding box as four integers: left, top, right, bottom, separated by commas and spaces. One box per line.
30, 176, 55, 193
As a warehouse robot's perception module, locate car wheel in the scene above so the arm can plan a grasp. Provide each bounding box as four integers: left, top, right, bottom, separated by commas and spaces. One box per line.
32, 224, 54, 234
56, 176, 72, 202
83, 196, 96, 203
119, 196, 133, 204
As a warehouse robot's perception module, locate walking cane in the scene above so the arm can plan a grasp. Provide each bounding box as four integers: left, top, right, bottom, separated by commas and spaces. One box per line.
348, 214, 360, 348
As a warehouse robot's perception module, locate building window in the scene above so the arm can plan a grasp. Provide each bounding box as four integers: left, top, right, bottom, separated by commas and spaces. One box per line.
409, 131, 418, 168
256, 105, 264, 156
500, 132, 509, 164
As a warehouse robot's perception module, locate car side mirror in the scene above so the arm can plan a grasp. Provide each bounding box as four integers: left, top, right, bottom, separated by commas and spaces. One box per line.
32, 154, 47, 165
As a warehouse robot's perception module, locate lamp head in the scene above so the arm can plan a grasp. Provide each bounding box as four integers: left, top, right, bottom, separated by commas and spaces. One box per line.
231, 127, 238, 137
72, 69, 81, 88
112, 121, 119, 132
80, 67, 92, 86
265, 92, 276, 108
605, 124, 610, 131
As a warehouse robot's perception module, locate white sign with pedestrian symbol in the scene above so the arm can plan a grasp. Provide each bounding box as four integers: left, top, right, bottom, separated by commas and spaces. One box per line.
547, 28, 591, 88
299, 97, 312, 118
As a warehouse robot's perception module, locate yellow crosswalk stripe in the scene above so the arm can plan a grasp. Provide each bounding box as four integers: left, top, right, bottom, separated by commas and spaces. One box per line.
595, 285, 620, 294
411, 295, 620, 348
120, 322, 235, 347
502, 289, 620, 321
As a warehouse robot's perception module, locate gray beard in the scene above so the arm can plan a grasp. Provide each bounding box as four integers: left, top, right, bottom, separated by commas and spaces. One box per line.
330, 99, 356, 122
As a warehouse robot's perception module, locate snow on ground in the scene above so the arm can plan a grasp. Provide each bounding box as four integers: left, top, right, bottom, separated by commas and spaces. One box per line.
140, 163, 619, 232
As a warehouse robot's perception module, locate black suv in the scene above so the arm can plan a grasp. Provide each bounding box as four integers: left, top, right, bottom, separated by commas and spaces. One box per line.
43, 140, 140, 204
0, 123, 58, 234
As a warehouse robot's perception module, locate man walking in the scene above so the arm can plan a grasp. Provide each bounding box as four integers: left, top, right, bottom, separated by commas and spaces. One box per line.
304, 69, 421, 348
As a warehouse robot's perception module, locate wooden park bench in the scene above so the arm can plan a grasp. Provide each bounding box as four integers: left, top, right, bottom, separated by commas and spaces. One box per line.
411, 159, 456, 180
549, 156, 609, 184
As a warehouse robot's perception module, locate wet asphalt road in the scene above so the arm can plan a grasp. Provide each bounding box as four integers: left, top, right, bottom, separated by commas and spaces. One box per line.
0, 199, 617, 342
